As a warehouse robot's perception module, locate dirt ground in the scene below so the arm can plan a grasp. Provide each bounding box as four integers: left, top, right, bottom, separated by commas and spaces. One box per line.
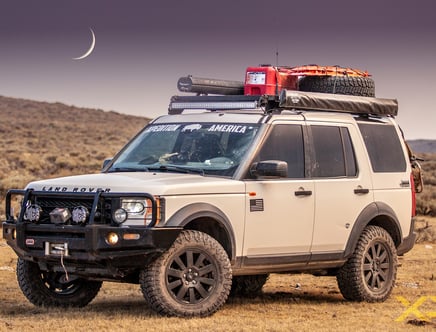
0, 218, 435, 332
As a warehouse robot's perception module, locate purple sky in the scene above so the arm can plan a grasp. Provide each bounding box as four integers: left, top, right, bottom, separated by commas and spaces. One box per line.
1, 0, 435, 139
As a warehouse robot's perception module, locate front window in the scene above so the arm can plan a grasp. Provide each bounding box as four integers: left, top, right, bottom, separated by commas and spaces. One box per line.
108, 122, 260, 177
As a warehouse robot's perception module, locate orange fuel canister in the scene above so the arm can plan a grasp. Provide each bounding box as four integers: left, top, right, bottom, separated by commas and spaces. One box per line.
244, 65, 298, 96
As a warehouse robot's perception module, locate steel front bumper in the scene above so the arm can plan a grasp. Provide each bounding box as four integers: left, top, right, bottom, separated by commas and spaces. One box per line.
2, 222, 182, 268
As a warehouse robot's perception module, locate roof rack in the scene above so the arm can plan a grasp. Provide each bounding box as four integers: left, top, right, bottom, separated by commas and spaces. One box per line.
168, 90, 398, 117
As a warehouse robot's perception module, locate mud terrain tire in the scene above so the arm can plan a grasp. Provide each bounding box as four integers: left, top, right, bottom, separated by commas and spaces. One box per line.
298, 76, 375, 97
336, 226, 397, 302
140, 230, 232, 317
230, 274, 269, 297
17, 258, 102, 307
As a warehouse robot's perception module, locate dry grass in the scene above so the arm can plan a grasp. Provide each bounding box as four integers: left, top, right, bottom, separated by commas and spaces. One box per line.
0, 96, 435, 330
415, 153, 436, 216
0, 96, 149, 219
0, 223, 435, 331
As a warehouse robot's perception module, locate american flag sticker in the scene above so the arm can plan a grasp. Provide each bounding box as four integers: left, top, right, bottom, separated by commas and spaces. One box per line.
250, 199, 264, 212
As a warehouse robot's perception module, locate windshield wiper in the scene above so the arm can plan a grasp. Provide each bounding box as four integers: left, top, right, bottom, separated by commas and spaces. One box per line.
147, 165, 204, 176
108, 166, 150, 173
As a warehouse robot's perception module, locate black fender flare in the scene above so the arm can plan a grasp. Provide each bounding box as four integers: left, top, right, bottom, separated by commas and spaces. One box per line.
165, 203, 236, 261
343, 202, 402, 259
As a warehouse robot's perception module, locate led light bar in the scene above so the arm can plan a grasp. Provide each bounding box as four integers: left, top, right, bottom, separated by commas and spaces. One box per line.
168, 95, 263, 114
170, 101, 258, 110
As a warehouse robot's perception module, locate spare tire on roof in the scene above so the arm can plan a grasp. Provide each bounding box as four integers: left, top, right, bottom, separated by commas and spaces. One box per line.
298, 76, 375, 97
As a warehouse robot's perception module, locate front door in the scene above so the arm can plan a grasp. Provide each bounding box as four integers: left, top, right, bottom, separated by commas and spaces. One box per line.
242, 123, 315, 264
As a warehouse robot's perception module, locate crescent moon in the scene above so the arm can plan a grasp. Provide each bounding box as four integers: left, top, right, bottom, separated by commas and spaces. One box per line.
73, 28, 96, 60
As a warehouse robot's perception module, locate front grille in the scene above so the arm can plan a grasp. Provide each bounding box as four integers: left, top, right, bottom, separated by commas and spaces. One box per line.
32, 196, 111, 225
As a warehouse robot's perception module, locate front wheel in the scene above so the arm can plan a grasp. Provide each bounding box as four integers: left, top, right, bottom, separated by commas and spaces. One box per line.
140, 230, 232, 317
17, 258, 102, 307
337, 226, 397, 302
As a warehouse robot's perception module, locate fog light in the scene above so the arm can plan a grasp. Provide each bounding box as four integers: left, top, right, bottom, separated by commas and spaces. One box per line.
105, 232, 119, 245
113, 208, 128, 224
24, 204, 42, 222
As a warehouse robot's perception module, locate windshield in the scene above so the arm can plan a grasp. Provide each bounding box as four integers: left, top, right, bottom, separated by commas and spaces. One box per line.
108, 122, 260, 177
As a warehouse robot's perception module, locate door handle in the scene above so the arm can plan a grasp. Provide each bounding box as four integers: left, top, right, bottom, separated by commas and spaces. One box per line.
354, 188, 369, 194
295, 188, 312, 196
400, 180, 410, 187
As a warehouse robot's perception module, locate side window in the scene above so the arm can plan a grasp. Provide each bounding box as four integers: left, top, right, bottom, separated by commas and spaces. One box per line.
358, 123, 406, 172
256, 124, 305, 178
311, 126, 357, 178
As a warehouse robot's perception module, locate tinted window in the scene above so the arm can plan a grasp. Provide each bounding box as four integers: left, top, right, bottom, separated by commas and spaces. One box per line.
256, 124, 305, 178
358, 123, 406, 172
311, 126, 357, 178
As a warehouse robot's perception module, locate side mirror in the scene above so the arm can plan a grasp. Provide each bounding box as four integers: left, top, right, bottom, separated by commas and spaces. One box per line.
250, 160, 288, 178
101, 158, 112, 171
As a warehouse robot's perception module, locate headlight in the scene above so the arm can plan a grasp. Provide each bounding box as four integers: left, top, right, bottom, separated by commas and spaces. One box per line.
121, 200, 147, 214
115, 198, 154, 226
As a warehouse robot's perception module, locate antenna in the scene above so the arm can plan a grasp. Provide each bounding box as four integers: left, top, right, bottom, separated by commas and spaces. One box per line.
275, 46, 279, 67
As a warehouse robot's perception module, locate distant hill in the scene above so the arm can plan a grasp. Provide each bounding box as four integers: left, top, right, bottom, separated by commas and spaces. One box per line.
0, 95, 150, 214
407, 140, 436, 154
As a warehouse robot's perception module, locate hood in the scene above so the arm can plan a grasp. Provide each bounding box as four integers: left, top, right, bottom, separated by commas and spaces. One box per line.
26, 172, 244, 196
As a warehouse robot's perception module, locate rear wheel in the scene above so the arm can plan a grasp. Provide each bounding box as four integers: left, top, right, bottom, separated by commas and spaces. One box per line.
17, 258, 102, 307
337, 226, 397, 302
298, 76, 375, 97
140, 230, 232, 317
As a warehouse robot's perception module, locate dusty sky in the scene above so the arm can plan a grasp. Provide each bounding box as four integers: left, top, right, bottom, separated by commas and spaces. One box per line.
0, 0, 435, 139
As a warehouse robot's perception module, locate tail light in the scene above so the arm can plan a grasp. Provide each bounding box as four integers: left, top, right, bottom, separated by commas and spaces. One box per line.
410, 173, 416, 217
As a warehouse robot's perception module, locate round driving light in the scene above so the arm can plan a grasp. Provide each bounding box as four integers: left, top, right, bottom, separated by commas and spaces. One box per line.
24, 204, 42, 222
72, 206, 89, 224
113, 208, 128, 224
105, 232, 119, 245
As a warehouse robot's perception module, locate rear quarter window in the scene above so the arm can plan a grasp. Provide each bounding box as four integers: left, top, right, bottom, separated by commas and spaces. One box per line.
358, 123, 407, 172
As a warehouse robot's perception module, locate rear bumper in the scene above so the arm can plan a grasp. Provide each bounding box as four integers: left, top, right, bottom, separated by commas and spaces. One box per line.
397, 218, 417, 256
3, 221, 182, 268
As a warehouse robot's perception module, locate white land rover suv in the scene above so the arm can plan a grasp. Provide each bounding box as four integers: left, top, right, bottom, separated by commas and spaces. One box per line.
3, 89, 417, 317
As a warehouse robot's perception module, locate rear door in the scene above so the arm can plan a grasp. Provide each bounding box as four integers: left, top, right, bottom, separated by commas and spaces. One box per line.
308, 123, 374, 254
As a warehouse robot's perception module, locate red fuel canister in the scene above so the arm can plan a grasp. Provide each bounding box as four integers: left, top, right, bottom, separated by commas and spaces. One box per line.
244, 65, 298, 95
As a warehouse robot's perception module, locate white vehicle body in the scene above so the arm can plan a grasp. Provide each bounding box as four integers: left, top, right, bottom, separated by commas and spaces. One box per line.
3, 90, 417, 317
